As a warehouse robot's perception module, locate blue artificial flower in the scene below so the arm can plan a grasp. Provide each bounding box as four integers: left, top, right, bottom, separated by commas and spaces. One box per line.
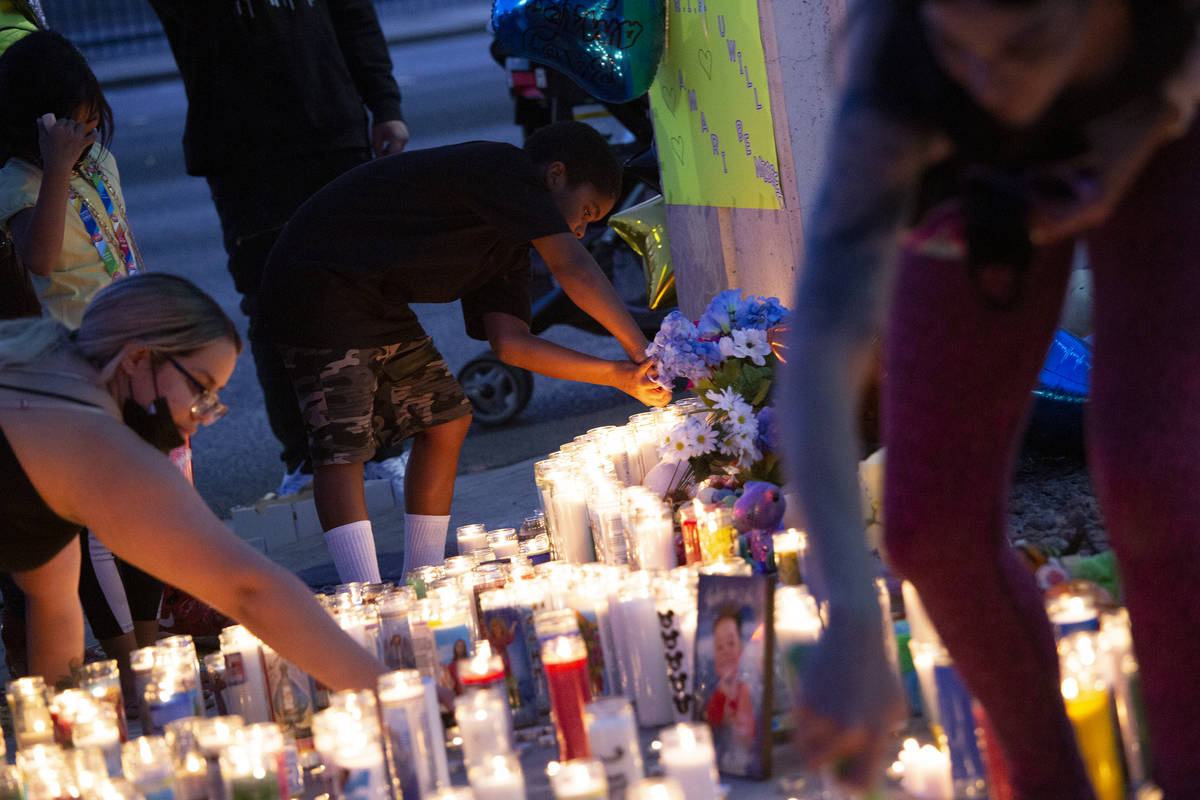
755, 404, 779, 453
697, 289, 743, 336
736, 295, 789, 331
646, 310, 722, 386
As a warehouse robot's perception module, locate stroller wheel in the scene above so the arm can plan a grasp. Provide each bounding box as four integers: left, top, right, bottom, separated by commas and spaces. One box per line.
457, 352, 533, 426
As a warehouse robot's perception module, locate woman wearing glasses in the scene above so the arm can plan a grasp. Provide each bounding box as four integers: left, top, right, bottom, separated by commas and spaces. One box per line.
0, 273, 385, 691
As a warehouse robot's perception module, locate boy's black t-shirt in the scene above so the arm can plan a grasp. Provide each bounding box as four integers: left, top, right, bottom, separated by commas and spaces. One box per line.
255, 141, 570, 348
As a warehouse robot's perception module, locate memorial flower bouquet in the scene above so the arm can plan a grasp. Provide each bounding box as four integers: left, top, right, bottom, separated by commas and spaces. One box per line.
646, 289, 788, 487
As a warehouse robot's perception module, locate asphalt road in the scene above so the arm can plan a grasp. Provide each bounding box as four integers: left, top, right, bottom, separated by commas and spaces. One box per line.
105, 30, 646, 517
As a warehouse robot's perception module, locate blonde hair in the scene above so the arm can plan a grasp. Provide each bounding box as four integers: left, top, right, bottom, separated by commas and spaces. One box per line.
0, 274, 241, 376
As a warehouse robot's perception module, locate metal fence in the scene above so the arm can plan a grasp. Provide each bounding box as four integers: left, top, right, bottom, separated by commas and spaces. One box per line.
39, 0, 472, 59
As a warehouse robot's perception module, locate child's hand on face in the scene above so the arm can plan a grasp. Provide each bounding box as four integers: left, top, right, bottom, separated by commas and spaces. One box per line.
37, 113, 98, 175
619, 359, 671, 407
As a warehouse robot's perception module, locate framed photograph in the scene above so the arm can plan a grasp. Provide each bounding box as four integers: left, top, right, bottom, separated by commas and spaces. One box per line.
693, 573, 775, 779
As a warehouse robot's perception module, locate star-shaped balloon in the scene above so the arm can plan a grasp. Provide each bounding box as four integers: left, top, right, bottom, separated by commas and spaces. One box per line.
608, 193, 675, 310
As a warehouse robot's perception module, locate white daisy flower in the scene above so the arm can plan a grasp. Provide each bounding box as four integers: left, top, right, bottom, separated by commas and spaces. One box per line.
730, 328, 772, 366
705, 386, 741, 412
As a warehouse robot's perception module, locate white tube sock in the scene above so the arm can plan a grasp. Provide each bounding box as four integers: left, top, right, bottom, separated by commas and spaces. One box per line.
403, 514, 451, 576
324, 520, 381, 584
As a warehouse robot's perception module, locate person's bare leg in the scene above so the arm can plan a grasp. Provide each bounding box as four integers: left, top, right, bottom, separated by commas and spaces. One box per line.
133, 620, 158, 649
98, 631, 139, 701
402, 414, 471, 573
314, 462, 367, 529
404, 414, 472, 515
314, 462, 380, 583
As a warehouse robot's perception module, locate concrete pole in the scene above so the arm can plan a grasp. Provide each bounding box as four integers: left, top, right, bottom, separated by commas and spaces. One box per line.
664, 0, 846, 318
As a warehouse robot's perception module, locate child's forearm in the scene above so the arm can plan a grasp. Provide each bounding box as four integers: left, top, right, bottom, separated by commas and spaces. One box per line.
13, 168, 73, 276
496, 331, 626, 388
554, 258, 649, 360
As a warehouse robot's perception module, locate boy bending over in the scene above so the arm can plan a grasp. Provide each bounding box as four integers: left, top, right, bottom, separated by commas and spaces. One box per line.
255, 122, 669, 583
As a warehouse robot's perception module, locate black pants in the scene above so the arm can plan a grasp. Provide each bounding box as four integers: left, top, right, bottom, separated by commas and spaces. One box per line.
205, 148, 371, 471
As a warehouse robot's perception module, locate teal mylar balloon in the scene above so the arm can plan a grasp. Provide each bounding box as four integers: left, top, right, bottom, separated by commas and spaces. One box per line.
492, 0, 666, 104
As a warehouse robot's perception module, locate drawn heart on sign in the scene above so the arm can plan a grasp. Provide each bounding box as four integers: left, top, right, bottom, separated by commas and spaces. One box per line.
698, 48, 713, 79
660, 84, 679, 115
670, 136, 685, 165
491, 0, 666, 103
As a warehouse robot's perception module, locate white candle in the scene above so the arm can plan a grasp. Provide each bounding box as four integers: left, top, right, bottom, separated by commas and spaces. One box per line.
469, 753, 526, 800
584, 697, 644, 792
548, 758, 608, 800
457, 524, 488, 556
658, 723, 719, 799
484, 528, 518, 560
377, 670, 436, 800
896, 739, 952, 799
618, 580, 674, 727
552, 481, 596, 563
422, 677, 452, 788
453, 689, 513, 769
219, 626, 272, 724
331, 738, 389, 800
635, 512, 676, 571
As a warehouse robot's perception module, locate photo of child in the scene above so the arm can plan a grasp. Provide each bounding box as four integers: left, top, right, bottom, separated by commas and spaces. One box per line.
693, 573, 773, 778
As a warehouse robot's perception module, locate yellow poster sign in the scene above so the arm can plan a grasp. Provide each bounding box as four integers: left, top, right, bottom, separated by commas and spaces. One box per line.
649, 0, 782, 210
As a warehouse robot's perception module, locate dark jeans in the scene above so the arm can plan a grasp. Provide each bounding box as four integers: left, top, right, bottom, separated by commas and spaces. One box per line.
206, 148, 371, 470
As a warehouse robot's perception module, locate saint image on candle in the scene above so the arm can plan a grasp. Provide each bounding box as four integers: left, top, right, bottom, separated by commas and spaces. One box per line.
702, 606, 756, 761
439, 639, 470, 698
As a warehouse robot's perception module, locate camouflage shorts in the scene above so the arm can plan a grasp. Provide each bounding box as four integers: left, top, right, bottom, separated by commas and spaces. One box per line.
280, 338, 472, 465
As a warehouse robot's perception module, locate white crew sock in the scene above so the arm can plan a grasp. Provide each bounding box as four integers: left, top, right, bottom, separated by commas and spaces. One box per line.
403, 513, 451, 577
324, 520, 381, 584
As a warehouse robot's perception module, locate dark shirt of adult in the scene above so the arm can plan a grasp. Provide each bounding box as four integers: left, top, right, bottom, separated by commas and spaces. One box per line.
255, 141, 571, 349
147, 0, 403, 176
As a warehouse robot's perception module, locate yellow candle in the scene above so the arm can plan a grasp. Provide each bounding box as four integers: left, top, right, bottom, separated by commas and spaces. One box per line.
1062, 679, 1124, 800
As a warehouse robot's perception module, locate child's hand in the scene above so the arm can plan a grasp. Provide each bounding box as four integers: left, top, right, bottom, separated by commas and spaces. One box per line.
37, 113, 97, 175
618, 359, 671, 407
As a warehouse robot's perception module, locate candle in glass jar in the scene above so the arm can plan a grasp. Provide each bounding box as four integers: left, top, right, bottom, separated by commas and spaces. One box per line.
164, 718, 211, 800
548, 758, 607, 800
487, 529, 520, 560
219, 626, 272, 724
542, 633, 592, 761
196, 715, 245, 800
1046, 593, 1101, 640
584, 697, 643, 792
75, 659, 128, 743
771, 529, 805, 586
617, 578, 674, 728
453, 689, 513, 769
7, 676, 54, 750
895, 738, 952, 800
679, 503, 702, 566
1059, 631, 1124, 800
71, 705, 122, 778
626, 776, 686, 800
422, 677, 453, 788
468, 753, 525, 800
658, 723, 719, 800
123, 735, 179, 800
457, 524, 489, 557
158, 635, 204, 717
931, 655, 987, 798
377, 670, 435, 800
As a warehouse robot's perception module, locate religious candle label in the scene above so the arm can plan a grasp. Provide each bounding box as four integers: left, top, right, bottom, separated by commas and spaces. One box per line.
480, 604, 542, 727
934, 664, 988, 786
263, 649, 315, 746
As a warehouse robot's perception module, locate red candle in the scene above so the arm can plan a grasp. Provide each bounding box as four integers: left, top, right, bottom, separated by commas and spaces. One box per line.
460, 644, 506, 689
973, 700, 1014, 800
542, 634, 592, 761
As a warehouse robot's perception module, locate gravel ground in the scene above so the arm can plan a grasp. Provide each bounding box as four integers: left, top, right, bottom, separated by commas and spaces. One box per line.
1010, 448, 1107, 555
